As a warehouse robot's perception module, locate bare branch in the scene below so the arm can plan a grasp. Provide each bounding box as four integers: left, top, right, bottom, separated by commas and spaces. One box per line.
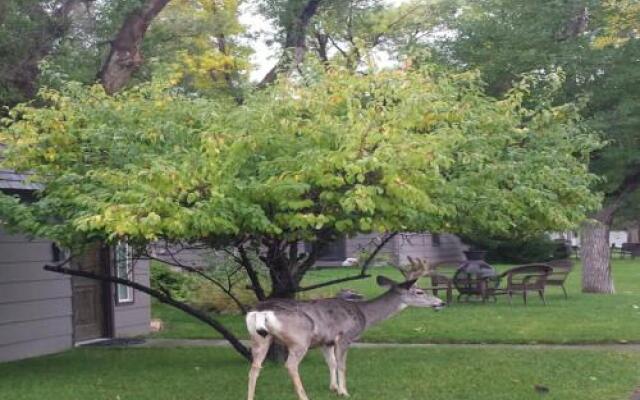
143, 250, 248, 314
359, 232, 398, 275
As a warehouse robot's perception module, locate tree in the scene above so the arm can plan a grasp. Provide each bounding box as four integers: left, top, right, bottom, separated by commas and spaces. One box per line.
0, 0, 82, 108
256, 0, 326, 85
141, 0, 249, 100
308, 0, 457, 71
1, 66, 600, 359
1, 0, 248, 107
430, 0, 640, 293
98, 0, 173, 94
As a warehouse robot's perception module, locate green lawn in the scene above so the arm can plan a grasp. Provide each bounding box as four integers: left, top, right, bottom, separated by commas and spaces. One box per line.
1, 346, 639, 400
152, 259, 640, 344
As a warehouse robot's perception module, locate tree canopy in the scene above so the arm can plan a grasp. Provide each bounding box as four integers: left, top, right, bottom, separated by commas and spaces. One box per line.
1, 66, 599, 255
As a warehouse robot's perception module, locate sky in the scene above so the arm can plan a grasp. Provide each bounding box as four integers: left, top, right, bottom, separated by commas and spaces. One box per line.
238, 0, 410, 81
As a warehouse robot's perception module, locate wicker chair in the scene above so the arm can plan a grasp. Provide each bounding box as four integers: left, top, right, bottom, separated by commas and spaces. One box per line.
492, 264, 553, 305
545, 259, 574, 299
427, 260, 464, 304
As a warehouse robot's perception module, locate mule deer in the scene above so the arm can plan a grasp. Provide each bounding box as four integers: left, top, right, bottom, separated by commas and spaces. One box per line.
245, 275, 445, 400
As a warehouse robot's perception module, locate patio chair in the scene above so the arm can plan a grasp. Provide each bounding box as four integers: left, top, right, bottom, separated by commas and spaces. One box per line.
545, 259, 574, 299
492, 264, 553, 305
428, 260, 463, 304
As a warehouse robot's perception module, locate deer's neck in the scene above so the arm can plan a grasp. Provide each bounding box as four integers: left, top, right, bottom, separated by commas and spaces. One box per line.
356, 291, 406, 329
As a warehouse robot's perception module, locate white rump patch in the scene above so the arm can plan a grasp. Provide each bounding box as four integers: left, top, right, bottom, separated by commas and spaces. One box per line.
246, 311, 282, 336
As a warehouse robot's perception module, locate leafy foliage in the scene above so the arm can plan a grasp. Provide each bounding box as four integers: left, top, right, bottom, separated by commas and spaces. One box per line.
150, 262, 193, 301
0, 67, 600, 252
461, 233, 558, 264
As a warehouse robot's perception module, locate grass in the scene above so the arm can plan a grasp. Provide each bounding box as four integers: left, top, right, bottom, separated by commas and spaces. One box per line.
1, 346, 639, 400
151, 259, 640, 344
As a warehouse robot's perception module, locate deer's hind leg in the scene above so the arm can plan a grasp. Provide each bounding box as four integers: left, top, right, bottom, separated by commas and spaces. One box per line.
321, 345, 339, 393
247, 334, 272, 400
335, 341, 350, 397
285, 344, 310, 400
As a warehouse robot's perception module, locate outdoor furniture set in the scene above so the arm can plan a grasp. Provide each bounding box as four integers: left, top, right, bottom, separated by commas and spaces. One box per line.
407, 256, 574, 305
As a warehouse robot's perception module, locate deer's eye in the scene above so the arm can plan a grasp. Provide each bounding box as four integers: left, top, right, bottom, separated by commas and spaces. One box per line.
414, 290, 424, 295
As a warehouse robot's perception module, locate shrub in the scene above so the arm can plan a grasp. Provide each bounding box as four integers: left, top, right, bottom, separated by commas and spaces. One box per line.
150, 262, 193, 301
462, 234, 557, 264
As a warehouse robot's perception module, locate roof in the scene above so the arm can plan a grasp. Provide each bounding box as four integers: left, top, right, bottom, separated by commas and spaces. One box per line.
0, 144, 42, 191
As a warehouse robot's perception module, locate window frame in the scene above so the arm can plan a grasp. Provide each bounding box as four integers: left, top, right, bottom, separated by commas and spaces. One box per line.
114, 241, 135, 305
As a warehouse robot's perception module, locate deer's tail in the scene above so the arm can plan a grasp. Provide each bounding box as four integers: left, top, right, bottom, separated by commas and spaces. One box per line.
246, 311, 280, 338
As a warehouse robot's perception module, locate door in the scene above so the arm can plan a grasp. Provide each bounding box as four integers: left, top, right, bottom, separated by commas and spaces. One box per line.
72, 244, 110, 342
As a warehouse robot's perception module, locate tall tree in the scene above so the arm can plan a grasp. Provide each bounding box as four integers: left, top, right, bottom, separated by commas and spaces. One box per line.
99, 0, 172, 93
432, 0, 640, 293
257, 0, 325, 85
0, 0, 82, 108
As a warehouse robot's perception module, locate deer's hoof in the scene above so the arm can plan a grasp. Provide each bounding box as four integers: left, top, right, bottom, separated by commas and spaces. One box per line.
337, 390, 350, 397
329, 385, 339, 393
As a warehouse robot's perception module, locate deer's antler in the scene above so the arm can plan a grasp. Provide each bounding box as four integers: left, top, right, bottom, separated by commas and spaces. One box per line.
402, 256, 431, 280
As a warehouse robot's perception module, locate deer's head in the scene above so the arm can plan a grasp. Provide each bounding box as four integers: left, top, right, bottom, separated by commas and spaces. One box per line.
377, 276, 445, 310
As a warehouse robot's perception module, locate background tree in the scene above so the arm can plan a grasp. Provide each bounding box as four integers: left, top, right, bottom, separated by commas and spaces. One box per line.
0, 0, 84, 109
308, 0, 457, 71
426, 0, 640, 293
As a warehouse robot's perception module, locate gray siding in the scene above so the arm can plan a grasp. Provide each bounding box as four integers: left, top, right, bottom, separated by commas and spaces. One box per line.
1, 229, 152, 362
316, 232, 466, 267
113, 258, 150, 337
346, 234, 398, 265
395, 233, 466, 265
0, 229, 74, 363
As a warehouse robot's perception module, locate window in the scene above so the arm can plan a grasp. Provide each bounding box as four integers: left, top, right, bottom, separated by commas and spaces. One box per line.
115, 242, 134, 304
431, 233, 441, 247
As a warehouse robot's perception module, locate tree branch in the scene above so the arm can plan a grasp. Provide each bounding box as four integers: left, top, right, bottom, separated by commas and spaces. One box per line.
237, 245, 267, 301
296, 232, 397, 293
359, 231, 398, 275
143, 250, 248, 314
44, 258, 251, 361
596, 166, 640, 223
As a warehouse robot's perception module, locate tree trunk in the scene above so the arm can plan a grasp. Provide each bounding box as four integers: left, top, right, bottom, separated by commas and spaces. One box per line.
580, 169, 640, 293
99, 0, 171, 94
268, 264, 298, 299
258, 0, 323, 86
265, 261, 296, 362
580, 218, 615, 293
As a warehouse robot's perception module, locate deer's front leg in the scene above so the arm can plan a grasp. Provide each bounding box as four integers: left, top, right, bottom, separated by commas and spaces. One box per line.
247, 335, 272, 400
285, 345, 310, 400
335, 343, 350, 397
321, 345, 339, 392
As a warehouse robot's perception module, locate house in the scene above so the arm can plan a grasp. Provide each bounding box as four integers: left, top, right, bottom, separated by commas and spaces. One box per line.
151, 232, 467, 271
0, 168, 151, 363
550, 231, 630, 248
313, 233, 467, 267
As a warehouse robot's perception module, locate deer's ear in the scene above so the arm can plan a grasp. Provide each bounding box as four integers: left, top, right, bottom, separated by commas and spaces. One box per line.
398, 279, 418, 290
376, 276, 397, 288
